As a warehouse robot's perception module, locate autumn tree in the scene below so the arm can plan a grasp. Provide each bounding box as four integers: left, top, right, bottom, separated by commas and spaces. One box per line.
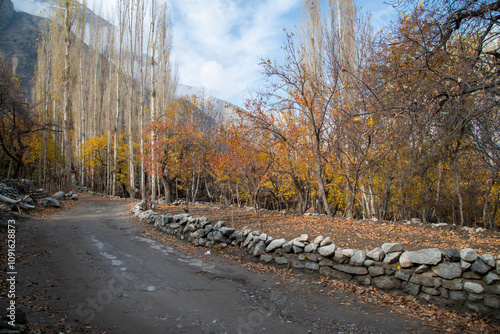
370, 0, 500, 226
239, 0, 373, 219
0, 58, 36, 178
144, 95, 217, 206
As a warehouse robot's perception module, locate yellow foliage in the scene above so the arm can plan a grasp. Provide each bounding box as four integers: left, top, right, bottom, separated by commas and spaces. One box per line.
79, 136, 107, 167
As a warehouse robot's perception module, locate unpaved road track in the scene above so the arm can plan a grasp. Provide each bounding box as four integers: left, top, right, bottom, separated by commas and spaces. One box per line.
9, 197, 435, 333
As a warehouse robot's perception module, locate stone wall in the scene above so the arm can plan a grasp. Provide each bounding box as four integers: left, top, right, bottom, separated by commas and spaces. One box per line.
131, 201, 500, 320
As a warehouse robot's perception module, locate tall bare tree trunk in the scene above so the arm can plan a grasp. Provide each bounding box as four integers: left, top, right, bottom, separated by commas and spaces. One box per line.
113, 0, 127, 196
149, 0, 158, 202
106, 25, 115, 195
79, 56, 86, 186
62, 0, 72, 193
127, 1, 136, 199
76, 0, 87, 188
450, 143, 464, 226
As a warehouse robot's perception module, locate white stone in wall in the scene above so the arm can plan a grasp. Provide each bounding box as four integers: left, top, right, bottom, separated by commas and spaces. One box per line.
320, 237, 332, 246
381, 243, 404, 253
266, 238, 287, 252
383, 252, 402, 264
214, 220, 226, 230
404, 248, 442, 266
304, 243, 318, 253
314, 235, 324, 244
399, 252, 412, 268
293, 240, 305, 248
484, 272, 500, 285
297, 234, 309, 242
342, 249, 357, 257
460, 248, 478, 262
461, 260, 472, 270
349, 250, 366, 266
366, 247, 385, 262
253, 241, 266, 257
364, 260, 374, 267
243, 234, 254, 247
318, 244, 336, 257
480, 254, 496, 268
464, 281, 485, 294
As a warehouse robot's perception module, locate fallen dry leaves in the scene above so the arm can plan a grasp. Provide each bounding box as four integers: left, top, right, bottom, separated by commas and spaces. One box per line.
156, 203, 500, 255
310, 276, 500, 333
29, 199, 78, 218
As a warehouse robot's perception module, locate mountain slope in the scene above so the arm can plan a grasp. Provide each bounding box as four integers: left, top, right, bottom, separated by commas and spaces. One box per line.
0, 0, 41, 99
176, 84, 239, 124
0, 0, 15, 30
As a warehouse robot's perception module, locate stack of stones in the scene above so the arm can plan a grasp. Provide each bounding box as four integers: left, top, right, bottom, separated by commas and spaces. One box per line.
21, 179, 35, 194
37, 191, 78, 208
52, 190, 79, 201
131, 201, 500, 320
0, 179, 36, 199
0, 182, 21, 200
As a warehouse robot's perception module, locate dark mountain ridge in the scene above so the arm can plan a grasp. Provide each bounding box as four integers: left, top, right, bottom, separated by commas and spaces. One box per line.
0, 0, 113, 101
0, 0, 41, 100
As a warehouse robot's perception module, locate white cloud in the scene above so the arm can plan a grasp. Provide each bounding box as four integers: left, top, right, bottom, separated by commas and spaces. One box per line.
14, 0, 396, 106
168, 0, 301, 105
200, 60, 224, 90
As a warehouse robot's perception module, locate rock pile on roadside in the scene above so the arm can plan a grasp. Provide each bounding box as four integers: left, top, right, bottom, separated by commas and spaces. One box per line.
38, 191, 78, 208
0, 181, 22, 200
0, 179, 80, 211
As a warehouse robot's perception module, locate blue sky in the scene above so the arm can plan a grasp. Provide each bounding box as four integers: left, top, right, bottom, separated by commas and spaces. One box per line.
12, 0, 400, 106
168, 0, 399, 106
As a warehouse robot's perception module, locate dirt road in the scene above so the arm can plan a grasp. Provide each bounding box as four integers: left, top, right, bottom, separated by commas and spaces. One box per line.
6, 197, 435, 333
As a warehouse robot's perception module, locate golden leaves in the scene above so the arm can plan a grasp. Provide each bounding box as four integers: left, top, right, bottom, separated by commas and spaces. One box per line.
78, 136, 108, 167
